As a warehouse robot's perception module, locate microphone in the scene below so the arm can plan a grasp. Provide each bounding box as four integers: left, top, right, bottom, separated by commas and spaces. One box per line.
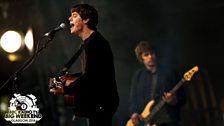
44, 23, 66, 37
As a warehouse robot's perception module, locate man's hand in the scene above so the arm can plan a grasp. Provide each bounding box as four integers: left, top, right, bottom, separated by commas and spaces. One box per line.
163, 92, 177, 105
50, 87, 64, 95
59, 73, 77, 86
49, 73, 78, 95
131, 113, 142, 125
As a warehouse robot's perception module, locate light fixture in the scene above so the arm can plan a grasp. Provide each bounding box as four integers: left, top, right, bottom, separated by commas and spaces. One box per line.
24, 27, 34, 53
0, 30, 23, 53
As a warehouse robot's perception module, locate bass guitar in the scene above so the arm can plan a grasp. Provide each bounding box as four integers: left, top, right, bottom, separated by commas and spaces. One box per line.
126, 66, 199, 126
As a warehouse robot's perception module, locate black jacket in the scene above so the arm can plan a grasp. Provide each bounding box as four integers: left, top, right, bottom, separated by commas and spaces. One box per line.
64, 31, 119, 117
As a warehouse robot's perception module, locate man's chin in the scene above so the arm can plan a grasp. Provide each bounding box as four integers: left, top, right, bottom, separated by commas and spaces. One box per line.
70, 30, 76, 35
147, 63, 154, 66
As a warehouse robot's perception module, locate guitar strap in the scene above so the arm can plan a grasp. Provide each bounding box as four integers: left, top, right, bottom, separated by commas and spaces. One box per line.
150, 72, 158, 99
59, 41, 89, 75
80, 45, 87, 73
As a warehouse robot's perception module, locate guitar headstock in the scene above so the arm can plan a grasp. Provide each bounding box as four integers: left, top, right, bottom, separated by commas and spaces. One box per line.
183, 66, 199, 81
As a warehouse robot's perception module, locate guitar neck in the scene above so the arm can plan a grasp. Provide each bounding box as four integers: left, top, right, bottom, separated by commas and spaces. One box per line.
169, 78, 185, 95
144, 78, 185, 123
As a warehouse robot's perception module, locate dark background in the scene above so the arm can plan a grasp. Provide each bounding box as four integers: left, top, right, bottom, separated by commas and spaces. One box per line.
0, 0, 224, 126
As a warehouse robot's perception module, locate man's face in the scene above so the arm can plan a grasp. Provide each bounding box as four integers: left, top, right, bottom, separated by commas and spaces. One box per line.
68, 12, 84, 35
141, 51, 156, 67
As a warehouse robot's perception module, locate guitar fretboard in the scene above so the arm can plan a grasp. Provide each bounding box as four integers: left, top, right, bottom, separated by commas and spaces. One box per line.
144, 78, 185, 123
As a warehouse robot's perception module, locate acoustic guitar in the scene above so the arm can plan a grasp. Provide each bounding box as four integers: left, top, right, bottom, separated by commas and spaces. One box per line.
126, 66, 199, 126
49, 72, 82, 108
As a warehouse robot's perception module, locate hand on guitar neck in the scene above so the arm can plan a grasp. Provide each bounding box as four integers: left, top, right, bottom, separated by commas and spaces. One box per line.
163, 92, 177, 105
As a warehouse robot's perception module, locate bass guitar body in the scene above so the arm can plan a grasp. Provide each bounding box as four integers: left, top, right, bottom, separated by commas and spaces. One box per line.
126, 100, 156, 126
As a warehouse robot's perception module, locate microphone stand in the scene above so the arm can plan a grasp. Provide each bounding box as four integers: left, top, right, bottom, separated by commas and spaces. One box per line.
0, 33, 57, 92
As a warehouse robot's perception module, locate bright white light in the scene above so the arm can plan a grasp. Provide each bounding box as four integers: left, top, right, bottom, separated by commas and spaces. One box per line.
24, 28, 34, 52
0, 102, 7, 112
0, 30, 22, 53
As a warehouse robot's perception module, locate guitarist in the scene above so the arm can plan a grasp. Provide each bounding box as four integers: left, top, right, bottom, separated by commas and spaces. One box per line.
49, 4, 119, 126
129, 41, 186, 126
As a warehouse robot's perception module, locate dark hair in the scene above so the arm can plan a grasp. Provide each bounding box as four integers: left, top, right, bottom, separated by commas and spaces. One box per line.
71, 4, 98, 30
134, 40, 155, 63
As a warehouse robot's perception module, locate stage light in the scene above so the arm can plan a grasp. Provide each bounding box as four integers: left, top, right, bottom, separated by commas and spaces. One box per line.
0, 30, 23, 53
0, 101, 7, 112
0, 95, 10, 113
24, 27, 34, 53
7, 54, 18, 62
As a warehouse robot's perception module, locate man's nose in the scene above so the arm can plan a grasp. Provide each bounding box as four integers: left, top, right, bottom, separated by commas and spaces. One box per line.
68, 16, 71, 21
147, 54, 152, 58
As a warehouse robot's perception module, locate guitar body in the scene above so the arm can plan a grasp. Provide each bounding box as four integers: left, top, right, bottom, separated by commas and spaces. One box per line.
126, 120, 149, 126
63, 74, 81, 108
126, 100, 155, 126
49, 73, 82, 108
64, 94, 76, 108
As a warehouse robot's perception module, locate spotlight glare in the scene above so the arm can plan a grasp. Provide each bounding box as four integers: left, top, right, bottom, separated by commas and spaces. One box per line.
24, 28, 34, 52
0, 102, 7, 112
0, 95, 10, 113
8, 54, 18, 62
0, 30, 22, 53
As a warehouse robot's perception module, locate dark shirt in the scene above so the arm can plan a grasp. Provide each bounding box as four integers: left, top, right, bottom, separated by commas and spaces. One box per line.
129, 65, 186, 125
64, 31, 119, 117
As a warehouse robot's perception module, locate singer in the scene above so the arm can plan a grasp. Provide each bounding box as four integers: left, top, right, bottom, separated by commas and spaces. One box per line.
49, 4, 119, 126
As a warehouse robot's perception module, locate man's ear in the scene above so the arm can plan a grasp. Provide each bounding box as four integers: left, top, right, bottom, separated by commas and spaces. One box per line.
83, 18, 90, 24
